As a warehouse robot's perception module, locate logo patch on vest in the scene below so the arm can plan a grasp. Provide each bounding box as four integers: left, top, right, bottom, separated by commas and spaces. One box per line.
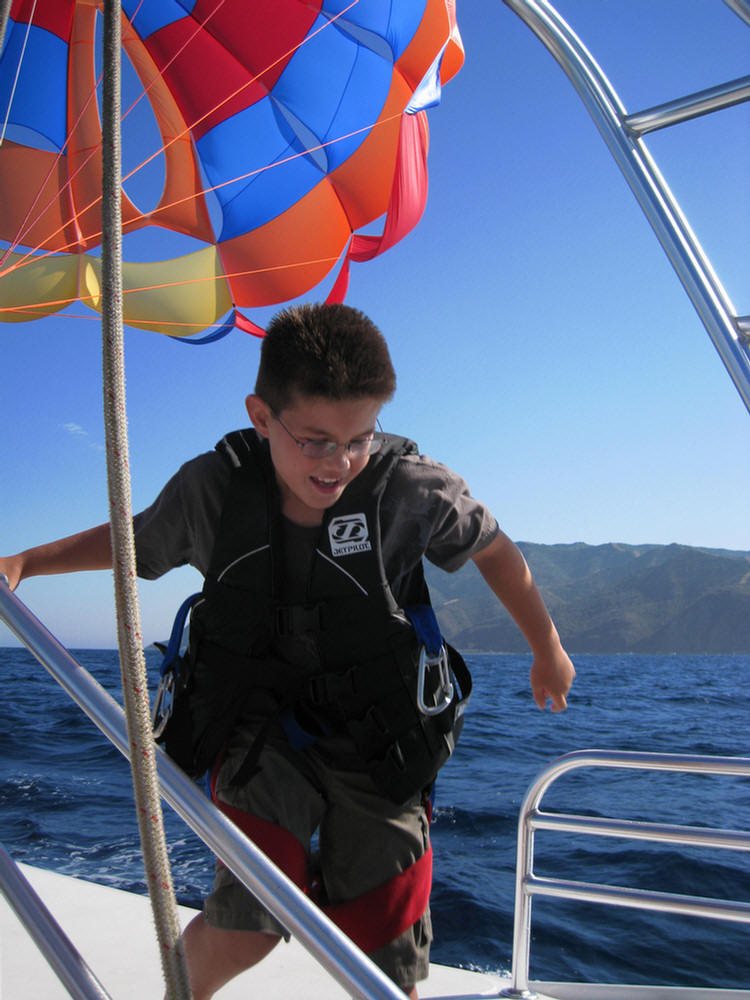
328, 513, 371, 556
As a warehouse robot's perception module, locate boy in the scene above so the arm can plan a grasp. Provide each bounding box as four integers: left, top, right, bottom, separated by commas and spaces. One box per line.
0, 303, 575, 999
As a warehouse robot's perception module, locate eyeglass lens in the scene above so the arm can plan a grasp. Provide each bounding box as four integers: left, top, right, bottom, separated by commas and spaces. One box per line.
301, 437, 382, 458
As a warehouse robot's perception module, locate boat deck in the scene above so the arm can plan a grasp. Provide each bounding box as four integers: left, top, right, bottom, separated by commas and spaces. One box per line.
0, 865, 506, 999
3, 865, 750, 1000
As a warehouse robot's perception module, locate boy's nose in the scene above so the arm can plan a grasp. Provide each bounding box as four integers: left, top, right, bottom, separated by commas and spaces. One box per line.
321, 447, 351, 473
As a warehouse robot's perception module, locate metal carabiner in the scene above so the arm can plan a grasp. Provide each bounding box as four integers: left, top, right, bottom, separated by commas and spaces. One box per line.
152, 671, 176, 739
416, 644, 454, 716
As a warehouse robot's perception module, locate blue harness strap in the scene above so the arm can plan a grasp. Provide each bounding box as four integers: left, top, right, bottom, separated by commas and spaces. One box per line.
158, 592, 201, 677
403, 605, 443, 656
152, 592, 202, 746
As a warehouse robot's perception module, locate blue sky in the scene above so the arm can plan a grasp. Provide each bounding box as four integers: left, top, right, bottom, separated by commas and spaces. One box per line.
1, 0, 748, 647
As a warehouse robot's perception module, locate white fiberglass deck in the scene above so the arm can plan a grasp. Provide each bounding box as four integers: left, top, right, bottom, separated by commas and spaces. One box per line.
4, 865, 750, 1000
0, 865, 505, 1000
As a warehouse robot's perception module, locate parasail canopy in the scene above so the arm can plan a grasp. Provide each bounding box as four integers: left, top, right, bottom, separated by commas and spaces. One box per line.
0, 0, 463, 337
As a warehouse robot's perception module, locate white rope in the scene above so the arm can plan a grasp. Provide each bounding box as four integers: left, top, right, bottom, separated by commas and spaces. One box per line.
100, 3, 191, 997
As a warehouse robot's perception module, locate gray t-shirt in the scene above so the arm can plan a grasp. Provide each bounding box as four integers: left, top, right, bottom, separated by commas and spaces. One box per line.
133, 438, 499, 585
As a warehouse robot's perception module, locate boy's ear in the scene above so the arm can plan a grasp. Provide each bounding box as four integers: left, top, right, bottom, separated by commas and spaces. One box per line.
245, 394, 272, 438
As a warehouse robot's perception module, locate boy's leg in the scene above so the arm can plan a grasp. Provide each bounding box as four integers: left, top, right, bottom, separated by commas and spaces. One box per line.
181, 912, 280, 1000
318, 763, 433, 993
182, 910, 418, 1000
192, 729, 325, 996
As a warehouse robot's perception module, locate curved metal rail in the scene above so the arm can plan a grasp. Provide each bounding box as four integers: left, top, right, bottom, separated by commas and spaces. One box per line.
502, 0, 750, 414
505, 749, 750, 996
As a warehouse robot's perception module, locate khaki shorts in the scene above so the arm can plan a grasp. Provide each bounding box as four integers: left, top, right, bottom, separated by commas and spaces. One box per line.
204, 725, 433, 988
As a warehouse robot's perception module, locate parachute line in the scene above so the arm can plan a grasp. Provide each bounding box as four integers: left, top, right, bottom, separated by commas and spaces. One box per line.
1, 107, 403, 281
121, 1, 361, 194
2, 71, 108, 267
4, 0, 362, 267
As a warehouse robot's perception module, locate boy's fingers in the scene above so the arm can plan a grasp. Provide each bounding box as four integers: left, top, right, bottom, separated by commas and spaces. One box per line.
549, 690, 568, 712
530, 651, 575, 711
531, 683, 569, 712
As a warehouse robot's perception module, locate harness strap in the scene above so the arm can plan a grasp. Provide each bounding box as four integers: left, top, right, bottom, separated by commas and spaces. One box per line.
403, 604, 443, 656
158, 592, 201, 677
226, 718, 271, 789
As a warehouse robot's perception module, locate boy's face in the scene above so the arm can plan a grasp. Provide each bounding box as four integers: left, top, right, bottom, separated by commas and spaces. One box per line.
245, 393, 383, 526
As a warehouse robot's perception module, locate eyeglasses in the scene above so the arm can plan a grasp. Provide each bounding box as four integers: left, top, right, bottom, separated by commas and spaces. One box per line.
272, 412, 383, 459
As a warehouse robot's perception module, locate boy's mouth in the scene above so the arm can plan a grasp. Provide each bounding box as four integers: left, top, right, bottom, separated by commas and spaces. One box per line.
311, 475, 342, 493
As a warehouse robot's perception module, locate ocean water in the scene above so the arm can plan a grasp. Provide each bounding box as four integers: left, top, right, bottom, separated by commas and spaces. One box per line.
1, 646, 749, 988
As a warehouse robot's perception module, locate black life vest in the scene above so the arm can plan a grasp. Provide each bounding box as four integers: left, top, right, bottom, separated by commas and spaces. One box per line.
158, 428, 471, 804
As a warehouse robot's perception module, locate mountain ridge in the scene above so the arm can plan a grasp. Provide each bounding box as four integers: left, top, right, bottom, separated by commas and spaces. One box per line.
425, 541, 750, 653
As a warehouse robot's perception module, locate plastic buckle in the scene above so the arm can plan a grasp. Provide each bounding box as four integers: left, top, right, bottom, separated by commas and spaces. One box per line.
416, 644, 454, 716
152, 672, 175, 739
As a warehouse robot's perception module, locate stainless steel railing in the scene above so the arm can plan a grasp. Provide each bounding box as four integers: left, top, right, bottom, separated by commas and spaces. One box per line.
503, 0, 750, 414
505, 749, 750, 996
0, 578, 406, 1000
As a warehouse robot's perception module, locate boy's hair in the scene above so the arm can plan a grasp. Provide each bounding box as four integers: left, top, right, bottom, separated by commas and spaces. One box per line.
255, 303, 396, 413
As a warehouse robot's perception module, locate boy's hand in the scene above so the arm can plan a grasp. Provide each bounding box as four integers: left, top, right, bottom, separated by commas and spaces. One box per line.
0, 556, 23, 592
530, 645, 576, 712
471, 533, 576, 712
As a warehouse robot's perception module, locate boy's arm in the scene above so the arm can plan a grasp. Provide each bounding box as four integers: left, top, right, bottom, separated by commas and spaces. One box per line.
0, 524, 113, 591
471, 531, 575, 712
